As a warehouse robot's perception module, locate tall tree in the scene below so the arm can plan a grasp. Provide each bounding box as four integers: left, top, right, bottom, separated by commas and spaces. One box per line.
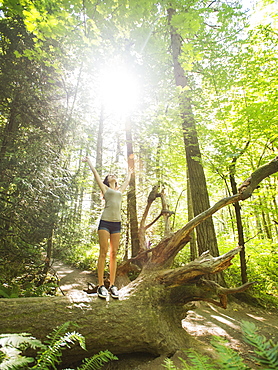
167, 6, 219, 257
126, 117, 140, 257
90, 106, 104, 218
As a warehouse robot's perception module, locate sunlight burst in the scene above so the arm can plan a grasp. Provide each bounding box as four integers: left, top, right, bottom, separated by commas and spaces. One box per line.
99, 65, 139, 116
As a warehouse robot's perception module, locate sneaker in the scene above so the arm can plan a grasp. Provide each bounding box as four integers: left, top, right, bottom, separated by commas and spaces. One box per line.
109, 285, 119, 299
97, 285, 109, 299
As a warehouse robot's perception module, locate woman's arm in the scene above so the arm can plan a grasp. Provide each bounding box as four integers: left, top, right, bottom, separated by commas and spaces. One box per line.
119, 168, 133, 193
82, 157, 107, 194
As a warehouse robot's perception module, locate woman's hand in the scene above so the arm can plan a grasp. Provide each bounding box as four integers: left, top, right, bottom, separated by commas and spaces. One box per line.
82, 156, 92, 163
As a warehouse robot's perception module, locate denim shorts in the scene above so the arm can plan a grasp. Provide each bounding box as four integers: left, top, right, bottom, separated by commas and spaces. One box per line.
98, 220, 121, 234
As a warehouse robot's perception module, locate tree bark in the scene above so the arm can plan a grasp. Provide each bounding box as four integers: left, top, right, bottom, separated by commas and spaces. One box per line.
138, 186, 174, 253
125, 117, 140, 257
90, 106, 104, 218
138, 185, 160, 251
229, 157, 248, 284
187, 173, 198, 260
167, 8, 219, 259
237, 156, 278, 199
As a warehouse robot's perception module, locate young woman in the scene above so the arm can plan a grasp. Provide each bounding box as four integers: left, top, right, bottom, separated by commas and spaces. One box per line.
82, 156, 132, 299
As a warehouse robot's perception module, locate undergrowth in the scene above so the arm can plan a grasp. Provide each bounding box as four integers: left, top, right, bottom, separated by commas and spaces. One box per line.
0, 322, 117, 370
174, 238, 278, 309
163, 320, 278, 370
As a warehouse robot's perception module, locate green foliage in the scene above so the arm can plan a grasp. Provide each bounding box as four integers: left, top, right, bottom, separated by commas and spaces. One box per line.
35, 322, 86, 369
0, 333, 45, 370
163, 350, 216, 370
75, 351, 118, 370
222, 239, 278, 309
211, 337, 249, 370
180, 349, 216, 370
163, 358, 179, 370
163, 321, 278, 370
0, 284, 20, 298
0, 268, 59, 298
18, 281, 58, 298
241, 321, 278, 370
55, 241, 99, 271
0, 322, 117, 370
0, 9, 75, 286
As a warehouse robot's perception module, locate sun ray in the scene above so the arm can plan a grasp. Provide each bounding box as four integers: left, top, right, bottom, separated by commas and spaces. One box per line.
99, 65, 140, 116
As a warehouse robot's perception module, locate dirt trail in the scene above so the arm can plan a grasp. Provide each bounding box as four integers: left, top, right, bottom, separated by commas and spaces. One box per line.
51, 260, 278, 369
51, 260, 97, 300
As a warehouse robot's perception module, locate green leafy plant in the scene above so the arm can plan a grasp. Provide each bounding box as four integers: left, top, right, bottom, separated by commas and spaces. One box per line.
211, 336, 249, 370
241, 320, 278, 370
163, 349, 216, 370
0, 322, 117, 370
0, 333, 44, 369
163, 320, 278, 370
74, 351, 118, 370
0, 284, 20, 298
0, 273, 59, 299
35, 322, 86, 369
163, 358, 179, 370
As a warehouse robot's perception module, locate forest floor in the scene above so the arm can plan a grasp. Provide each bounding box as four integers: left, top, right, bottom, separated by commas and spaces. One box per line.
51, 260, 278, 370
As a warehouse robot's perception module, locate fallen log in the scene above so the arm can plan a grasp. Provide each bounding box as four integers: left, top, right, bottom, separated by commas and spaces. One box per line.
0, 247, 250, 365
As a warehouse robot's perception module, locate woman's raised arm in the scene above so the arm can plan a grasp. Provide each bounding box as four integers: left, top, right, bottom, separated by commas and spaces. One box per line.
82, 157, 107, 194
119, 167, 133, 193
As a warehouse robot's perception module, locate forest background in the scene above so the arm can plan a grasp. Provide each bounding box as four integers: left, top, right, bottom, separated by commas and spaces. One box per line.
0, 0, 277, 307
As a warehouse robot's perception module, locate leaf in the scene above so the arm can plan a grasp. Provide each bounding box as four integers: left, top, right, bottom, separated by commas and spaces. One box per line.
76, 350, 118, 370
241, 321, 278, 369
211, 336, 250, 370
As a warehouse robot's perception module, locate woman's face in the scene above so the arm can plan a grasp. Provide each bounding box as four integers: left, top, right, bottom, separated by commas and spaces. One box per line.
107, 174, 117, 183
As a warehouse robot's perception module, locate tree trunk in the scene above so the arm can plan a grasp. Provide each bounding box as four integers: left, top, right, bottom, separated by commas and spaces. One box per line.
138, 186, 174, 254
229, 168, 248, 284
138, 185, 160, 251
160, 188, 174, 236
187, 173, 198, 261
259, 195, 272, 239
125, 117, 140, 257
90, 106, 104, 218
167, 8, 219, 259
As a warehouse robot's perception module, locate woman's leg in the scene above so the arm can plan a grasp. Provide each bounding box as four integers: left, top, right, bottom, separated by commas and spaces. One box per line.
109, 232, 121, 286
97, 229, 110, 286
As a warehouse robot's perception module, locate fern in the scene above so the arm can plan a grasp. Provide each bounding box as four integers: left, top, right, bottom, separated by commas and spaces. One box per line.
34, 328, 85, 370
181, 349, 216, 370
43, 322, 80, 349
0, 333, 44, 351
0, 356, 34, 370
0, 323, 117, 370
76, 350, 118, 370
0, 333, 44, 370
163, 349, 216, 370
162, 358, 180, 370
211, 336, 250, 370
163, 321, 278, 370
241, 320, 278, 370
